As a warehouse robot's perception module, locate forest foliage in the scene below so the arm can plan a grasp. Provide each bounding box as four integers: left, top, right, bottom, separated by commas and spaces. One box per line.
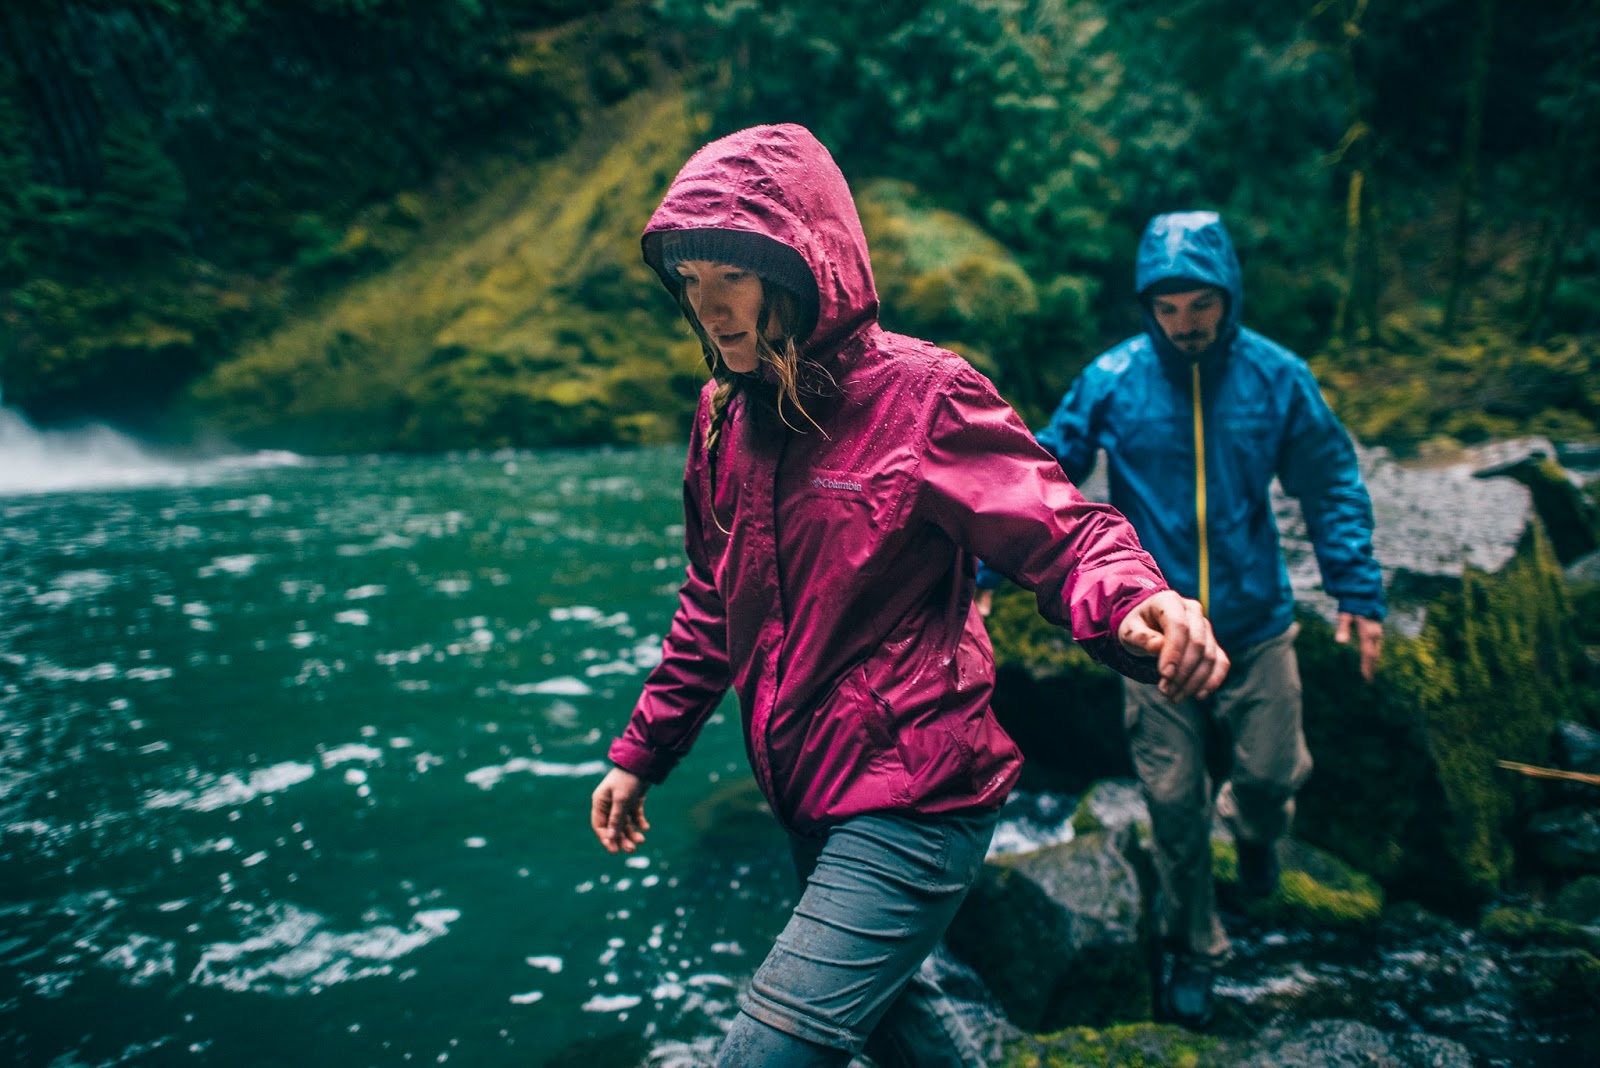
0, 0, 1595, 450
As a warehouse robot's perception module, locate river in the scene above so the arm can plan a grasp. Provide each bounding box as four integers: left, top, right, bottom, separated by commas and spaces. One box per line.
0, 425, 852, 1066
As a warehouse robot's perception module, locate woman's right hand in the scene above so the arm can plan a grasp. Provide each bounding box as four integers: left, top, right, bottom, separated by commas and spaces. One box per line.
590, 766, 651, 854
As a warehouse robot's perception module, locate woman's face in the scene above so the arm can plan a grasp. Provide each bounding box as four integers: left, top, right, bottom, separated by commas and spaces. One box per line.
674, 260, 772, 374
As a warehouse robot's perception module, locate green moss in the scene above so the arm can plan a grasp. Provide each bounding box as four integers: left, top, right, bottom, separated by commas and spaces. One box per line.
1295, 524, 1585, 910
1481, 906, 1600, 956
194, 88, 708, 451
1003, 1022, 1216, 1068
1313, 327, 1600, 456
1212, 839, 1383, 930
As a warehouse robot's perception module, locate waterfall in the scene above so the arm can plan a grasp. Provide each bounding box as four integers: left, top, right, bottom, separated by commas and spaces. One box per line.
0, 406, 303, 496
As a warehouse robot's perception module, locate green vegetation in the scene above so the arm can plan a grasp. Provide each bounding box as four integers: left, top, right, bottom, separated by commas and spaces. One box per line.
1481, 905, 1600, 956
1296, 527, 1585, 908
1000, 1023, 1215, 1068
2, 0, 1595, 450
1213, 839, 1384, 930
194, 90, 709, 451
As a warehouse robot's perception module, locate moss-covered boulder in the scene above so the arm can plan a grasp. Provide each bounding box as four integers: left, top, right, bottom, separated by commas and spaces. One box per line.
981, 585, 1135, 795
1552, 874, 1600, 926
1480, 906, 1600, 1017
1214, 838, 1384, 931
999, 1019, 1474, 1068
999, 1021, 1214, 1068
946, 830, 1153, 1031
1293, 526, 1584, 911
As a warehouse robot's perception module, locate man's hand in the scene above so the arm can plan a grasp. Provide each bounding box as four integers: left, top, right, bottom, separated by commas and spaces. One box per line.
1335, 613, 1383, 682
591, 766, 651, 854
975, 589, 994, 618
1117, 590, 1230, 703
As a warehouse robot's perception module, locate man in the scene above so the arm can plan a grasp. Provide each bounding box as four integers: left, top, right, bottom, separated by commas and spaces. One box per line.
976, 211, 1384, 1029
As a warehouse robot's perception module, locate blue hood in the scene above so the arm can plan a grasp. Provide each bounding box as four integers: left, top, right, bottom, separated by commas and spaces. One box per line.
1135, 211, 1243, 363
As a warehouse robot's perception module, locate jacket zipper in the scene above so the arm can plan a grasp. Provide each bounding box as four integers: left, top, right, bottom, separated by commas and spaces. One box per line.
1192, 362, 1210, 614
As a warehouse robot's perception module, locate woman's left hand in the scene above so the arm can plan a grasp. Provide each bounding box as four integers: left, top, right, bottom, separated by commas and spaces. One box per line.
1116, 590, 1230, 703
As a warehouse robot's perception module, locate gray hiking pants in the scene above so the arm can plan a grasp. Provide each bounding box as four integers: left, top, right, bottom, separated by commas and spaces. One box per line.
1124, 623, 1313, 963
717, 810, 997, 1067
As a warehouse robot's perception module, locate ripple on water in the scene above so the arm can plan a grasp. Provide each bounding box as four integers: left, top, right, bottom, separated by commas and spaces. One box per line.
143, 761, 315, 812
189, 902, 460, 995
465, 758, 608, 790
319, 743, 384, 768
31, 569, 116, 608
504, 677, 591, 697
198, 554, 264, 579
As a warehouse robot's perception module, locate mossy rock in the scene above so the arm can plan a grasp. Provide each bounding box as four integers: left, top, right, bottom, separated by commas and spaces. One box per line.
1480, 905, 1600, 957
1213, 839, 1383, 931
948, 832, 1152, 1031
1294, 525, 1583, 911
1552, 874, 1600, 926
983, 585, 1132, 793
1000, 1022, 1215, 1068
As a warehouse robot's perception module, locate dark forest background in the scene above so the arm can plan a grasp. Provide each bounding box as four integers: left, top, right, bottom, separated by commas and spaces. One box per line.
0, 0, 1595, 453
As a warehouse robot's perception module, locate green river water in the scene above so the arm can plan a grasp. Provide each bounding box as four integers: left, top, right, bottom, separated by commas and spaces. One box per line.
0, 440, 828, 1067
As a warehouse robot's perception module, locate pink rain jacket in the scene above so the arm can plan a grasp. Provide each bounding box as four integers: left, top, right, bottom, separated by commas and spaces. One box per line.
609, 124, 1170, 833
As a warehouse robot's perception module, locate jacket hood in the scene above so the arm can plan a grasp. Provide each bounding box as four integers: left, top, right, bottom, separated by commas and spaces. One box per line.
642, 124, 879, 356
1134, 211, 1243, 363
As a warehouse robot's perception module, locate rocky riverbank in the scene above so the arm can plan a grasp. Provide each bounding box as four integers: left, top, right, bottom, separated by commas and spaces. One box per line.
949, 439, 1600, 1066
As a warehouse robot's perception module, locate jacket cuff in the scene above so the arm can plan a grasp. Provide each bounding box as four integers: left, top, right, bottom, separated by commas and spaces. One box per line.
1094, 586, 1164, 685
1335, 597, 1386, 623
607, 736, 678, 785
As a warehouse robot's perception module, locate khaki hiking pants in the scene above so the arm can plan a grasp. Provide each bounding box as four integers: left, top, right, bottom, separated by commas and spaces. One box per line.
1124, 623, 1313, 964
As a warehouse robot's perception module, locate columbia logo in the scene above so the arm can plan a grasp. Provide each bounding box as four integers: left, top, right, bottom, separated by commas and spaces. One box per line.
812, 476, 863, 492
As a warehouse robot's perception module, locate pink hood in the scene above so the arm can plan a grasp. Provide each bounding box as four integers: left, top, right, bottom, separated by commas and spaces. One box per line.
641, 123, 876, 356
613, 125, 1168, 831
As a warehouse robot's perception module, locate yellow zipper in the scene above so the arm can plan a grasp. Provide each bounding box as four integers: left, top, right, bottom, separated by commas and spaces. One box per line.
1192, 362, 1210, 614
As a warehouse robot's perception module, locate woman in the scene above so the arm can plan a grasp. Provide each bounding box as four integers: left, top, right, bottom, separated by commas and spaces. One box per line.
590, 124, 1228, 1067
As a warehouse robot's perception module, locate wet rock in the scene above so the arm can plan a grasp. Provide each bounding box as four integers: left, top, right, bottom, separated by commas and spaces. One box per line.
1551, 875, 1600, 927
1471, 438, 1600, 566
1224, 1019, 1475, 1068
1496, 945, 1600, 1017
1069, 778, 1149, 837
945, 828, 1152, 1030
1555, 721, 1600, 776
918, 943, 1023, 1064
1277, 444, 1535, 633
1215, 838, 1384, 931
1525, 807, 1600, 874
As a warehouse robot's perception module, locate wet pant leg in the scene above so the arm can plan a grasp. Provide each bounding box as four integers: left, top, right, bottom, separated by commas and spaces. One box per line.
1125, 674, 1228, 962
1126, 623, 1313, 963
716, 810, 996, 1067
1214, 624, 1313, 849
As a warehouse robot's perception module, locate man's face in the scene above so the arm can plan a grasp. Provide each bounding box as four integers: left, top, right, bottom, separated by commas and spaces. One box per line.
1150, 286, 1226, 356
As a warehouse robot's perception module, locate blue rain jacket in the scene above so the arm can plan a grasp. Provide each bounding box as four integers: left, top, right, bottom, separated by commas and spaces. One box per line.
980, 211, 1384, 653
